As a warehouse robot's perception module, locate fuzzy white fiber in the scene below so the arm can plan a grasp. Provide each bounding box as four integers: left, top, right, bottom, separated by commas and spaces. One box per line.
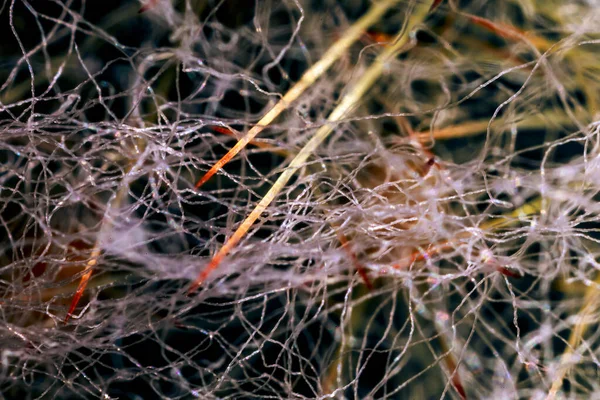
1, 0, 600, 398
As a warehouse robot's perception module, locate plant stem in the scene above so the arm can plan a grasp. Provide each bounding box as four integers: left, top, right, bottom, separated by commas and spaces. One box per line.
546, 273, 600, 399
188, 0, 435, 293
194, 0, 405, 189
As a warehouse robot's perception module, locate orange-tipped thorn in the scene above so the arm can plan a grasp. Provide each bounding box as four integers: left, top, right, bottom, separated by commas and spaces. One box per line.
466, 14, 551, 50
210, 126, 275, 151
195, 127, 263, 189
429, 0, 444, 12
442, 343, 467, 400
187, 254, 223, 295
207, 125, 288, 157
364, 31, 394, 46
138, 0, 159, 13
187, 204, 261, 294
64, 266, 94, 323
497, 266, 521, 278
453, 375, 467, 400
64, 248, 100, 323
468, 15, 526, 42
